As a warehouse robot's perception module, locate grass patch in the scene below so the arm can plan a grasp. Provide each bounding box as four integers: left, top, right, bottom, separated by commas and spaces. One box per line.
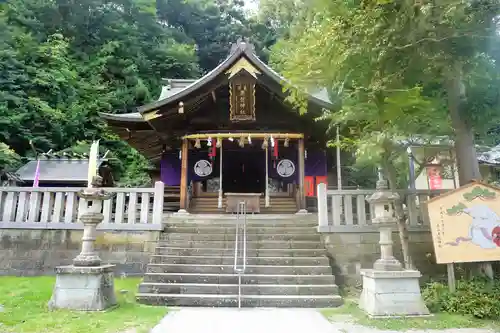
0, 276, 167, 333
321, 299, 497, 331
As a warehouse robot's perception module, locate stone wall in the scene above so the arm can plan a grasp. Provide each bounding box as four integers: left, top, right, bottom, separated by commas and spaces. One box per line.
1, 226, 445, 284
322, 229, 446, 286
0, 229, 159, 276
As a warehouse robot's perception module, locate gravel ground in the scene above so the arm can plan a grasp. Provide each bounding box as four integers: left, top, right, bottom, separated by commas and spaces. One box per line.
149, 308, 498, 333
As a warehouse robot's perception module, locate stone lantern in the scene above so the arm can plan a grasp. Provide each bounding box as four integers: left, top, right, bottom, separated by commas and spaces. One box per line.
358, 168, 430, 318
366, 169, 403, 271
49, 175, 117, 311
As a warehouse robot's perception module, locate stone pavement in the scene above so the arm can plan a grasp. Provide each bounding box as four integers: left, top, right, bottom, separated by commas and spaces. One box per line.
150, 308, 334, 333
149, 308, 498, 333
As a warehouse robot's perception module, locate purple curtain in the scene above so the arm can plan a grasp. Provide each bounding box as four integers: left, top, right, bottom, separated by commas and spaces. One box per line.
160, 152, 181, 186
305, 150, 327, 177
160, 148, 328, 186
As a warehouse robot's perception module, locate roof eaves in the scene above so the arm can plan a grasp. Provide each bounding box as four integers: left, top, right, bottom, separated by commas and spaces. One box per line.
245, 51, 334, 108
138, 42, 335, 114
98, 112, 146, 123
138, 48, 245, 114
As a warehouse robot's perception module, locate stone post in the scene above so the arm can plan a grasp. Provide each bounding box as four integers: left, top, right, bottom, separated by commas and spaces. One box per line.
358, 168, 429, 317
49, 176, 117, 311
317, 182, 328, 232
73, 200, 105, 267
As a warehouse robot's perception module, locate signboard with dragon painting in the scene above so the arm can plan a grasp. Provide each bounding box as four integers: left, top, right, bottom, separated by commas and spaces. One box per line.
426, 181, 500, 264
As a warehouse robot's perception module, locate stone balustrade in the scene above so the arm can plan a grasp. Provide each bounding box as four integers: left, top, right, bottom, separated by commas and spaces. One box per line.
0, 181, 165, 231
316, 184, 448, 233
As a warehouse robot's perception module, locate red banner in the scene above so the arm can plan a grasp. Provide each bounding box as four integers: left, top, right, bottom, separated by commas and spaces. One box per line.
427, 166, 442, 190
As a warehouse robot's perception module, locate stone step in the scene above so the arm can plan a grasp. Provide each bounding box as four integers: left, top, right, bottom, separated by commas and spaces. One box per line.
142, 272, 336, 285
160, 233, 321, 242
164, 220, 318, 227
158, 240, 323, 249
163, 226, 319, 234
150, 255, 329, 266
154, 247, 327, 257
188, 210, 299, 214
189, 205, 298, 210
191, 199, 295, 204
146, 263, 332, 275
136, 293, 343, 307
191, 201, 297, 206
138, 283, 338, 295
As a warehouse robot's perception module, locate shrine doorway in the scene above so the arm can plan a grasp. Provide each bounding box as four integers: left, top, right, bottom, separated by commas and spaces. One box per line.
222, 148, 265, 194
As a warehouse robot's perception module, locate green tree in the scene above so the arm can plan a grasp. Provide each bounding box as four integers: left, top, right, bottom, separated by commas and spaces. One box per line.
270, 0, 500, 185
157, 0, 276, 72
270, 0, 500, 270
0, 0, 201, 185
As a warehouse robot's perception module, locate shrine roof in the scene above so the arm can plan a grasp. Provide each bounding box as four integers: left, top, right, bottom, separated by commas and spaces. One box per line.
15, 158, 107, 183
478, 144, 500, 166
99, 42, 333, 124
136, 41, 333, 113
158, 79, 199, 100
402, 135, 500, 166
98, 112, 144, 122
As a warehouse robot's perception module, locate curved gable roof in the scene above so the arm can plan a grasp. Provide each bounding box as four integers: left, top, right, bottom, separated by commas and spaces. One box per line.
137, 41, 333, 114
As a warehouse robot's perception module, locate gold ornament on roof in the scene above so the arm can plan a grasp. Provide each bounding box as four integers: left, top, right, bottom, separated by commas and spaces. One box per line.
226, 58, 261, 79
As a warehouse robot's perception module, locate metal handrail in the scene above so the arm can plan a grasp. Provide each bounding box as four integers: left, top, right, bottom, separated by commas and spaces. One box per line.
233, 201, 247, 308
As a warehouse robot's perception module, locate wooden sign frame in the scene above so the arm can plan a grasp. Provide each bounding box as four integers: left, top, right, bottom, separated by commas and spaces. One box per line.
229, 73, 256, 122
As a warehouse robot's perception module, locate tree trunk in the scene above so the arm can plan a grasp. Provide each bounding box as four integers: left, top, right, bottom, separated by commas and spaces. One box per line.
446, 61, 482, 185
382, 152, 414, 269
447, 60, 493, 279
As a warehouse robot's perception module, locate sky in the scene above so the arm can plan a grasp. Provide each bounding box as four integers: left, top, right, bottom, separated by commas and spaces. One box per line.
243, 0, 258, 14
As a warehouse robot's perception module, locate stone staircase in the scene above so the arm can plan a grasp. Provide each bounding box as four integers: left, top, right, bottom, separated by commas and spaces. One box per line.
189, 194, 298, 214
136, 215, 343, 307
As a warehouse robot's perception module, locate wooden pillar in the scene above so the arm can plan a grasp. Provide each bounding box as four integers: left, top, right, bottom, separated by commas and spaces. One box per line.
265, 146, 269, 207
179, 138, 188, 212
298, 138, 306, 211
218, 142, 223, 208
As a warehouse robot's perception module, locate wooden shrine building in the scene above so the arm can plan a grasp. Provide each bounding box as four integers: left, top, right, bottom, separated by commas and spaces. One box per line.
100, 41, 333, 214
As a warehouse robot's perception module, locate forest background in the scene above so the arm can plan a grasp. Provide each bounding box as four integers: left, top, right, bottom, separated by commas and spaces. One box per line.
1, 0, 500, 188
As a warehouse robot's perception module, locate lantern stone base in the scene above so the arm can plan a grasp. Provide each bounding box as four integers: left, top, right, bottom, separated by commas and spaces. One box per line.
373, 257, 403, 271
48, 264, 117, 311
359, 269, 430, 318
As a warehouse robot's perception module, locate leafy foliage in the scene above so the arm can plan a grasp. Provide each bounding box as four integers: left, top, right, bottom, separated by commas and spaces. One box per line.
422, 278, 500, 319
269, 0, 500, 185
157, 0, 276, 72
0, 143, 21, 171
0, 0, 265, 185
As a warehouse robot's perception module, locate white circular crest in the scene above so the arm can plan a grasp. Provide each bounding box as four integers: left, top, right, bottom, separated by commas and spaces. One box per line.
276, 159, 295, 178
194, 159, 212, 177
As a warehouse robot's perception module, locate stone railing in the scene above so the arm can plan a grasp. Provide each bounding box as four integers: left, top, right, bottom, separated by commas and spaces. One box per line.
317, 183, 447, 232
0, 181, 165, 231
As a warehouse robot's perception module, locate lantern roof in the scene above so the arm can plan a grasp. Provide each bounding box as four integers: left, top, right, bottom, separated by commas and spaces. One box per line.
366, 169, 400, 203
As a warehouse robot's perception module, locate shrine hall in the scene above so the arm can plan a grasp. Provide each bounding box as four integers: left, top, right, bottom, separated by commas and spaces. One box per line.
99, 41, 335, 214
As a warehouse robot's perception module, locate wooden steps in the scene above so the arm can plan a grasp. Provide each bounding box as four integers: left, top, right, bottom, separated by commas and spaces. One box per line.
164, 186, 180, 212
189, 195, 298, 214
